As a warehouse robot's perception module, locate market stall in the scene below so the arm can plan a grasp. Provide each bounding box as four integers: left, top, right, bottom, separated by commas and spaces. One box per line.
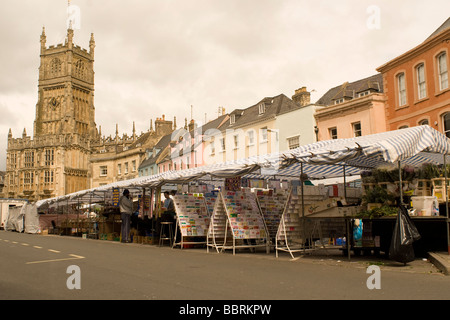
255, 189, 288, 245
29, 125, 450, 259
207, 189, 269, 254
172, 193, 211, 248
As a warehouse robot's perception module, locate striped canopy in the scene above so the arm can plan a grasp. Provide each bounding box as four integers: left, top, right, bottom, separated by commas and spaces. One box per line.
36, 125, 450, 208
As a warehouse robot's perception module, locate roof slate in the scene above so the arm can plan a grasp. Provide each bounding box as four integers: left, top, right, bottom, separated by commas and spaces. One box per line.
426, 17, 450, 41
222, 94, 303, 130
315, 73, 383, 106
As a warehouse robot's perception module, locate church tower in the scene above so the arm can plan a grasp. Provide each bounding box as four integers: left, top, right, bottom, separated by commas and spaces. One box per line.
5, 26, 98, 201
34, 25, 97, 140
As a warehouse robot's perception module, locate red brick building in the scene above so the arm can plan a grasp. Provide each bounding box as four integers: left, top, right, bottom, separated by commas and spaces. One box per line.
377, 18, 450, 136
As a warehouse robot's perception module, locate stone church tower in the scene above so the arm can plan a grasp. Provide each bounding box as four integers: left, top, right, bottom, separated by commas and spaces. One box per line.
5, 26, 99, 201
5, 26, 176, 201
34, 26, 97, 139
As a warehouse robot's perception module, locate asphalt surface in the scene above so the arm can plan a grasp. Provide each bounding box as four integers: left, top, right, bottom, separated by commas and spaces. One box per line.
0, 230, 449, 301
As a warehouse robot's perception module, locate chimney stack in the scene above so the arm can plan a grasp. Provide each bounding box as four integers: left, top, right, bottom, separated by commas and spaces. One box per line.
292, 86, 311, 106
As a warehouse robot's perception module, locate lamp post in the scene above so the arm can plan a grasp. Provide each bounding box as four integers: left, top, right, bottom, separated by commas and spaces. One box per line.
314, 126, 319, 142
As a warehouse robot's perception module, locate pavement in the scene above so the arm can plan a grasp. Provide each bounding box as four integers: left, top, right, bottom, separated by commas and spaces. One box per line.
199, 244, 450, 276
260, 247, 448, 276
428, 251, 450, 275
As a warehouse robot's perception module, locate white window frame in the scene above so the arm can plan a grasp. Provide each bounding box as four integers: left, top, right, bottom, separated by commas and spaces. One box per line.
100, 166, 108, 177
358, 91, 370, 98
397, 73, 407, 106
233, 134, 239, 149
416, 63, 427, 99
210, 140, 215, 155
329, 127, 338, 140
260, 127, 268, 143
247, 130, 255, 146
352, 122, 362, 137
334, 98, 344, 104
258, 103, 265, 115
443, 113, 450, 138
438, 52, 448, 91
287, 135, 300, 150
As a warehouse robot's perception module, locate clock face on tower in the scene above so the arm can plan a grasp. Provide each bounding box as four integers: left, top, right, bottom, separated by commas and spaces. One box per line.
48, 97, 60, 111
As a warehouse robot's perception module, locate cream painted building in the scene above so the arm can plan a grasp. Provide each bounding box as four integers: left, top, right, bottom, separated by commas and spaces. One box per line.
276, 87, 324, 150
90, 117, 174, 187
203, 89, 313, 167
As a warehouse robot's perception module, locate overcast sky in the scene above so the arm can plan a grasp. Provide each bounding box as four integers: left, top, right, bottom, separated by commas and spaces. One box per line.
0, 0, 449, 170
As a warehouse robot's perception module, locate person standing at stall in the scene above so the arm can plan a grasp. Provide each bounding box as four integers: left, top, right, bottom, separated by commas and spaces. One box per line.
119, 189, 133, 243
161, 191, 176, 222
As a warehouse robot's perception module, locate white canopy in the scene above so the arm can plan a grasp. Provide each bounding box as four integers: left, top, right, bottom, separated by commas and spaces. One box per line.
35, 125, 450, 209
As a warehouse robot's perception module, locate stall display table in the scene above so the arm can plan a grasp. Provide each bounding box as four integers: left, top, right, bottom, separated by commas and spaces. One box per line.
207, 190, 270, 254
342, 215, 449, 258
173, 193, 211, 248
276, 188, 317, 258
256, 190, 288, 245
276, 186, 353, 259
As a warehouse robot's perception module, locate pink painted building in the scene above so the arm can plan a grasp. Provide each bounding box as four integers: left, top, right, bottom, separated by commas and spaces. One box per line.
157, 114, 229, 173
314, 74, 387, 140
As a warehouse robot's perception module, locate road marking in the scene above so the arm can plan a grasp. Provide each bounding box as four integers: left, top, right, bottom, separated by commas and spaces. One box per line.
33, 246, 42, 249
21, 243, 29, 246
26, 254, 85, 265
4, 240, 9, 242
48, 249, 60, 253
12, 241, 18, 244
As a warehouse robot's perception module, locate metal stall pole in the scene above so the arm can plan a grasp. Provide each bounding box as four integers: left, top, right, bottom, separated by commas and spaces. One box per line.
155, 186, 162, 245
300, 163, 306, 254
141, 187, 146, 242
444, 155, 450, 255
57, 201, 60, 234
343, 165, 347, 200
77, 197, 81, 237
398, 161, 404, 205
343, 165, 351, 261
102, 190, 106, 240
68, 199, 72, 236
89, 191, 93, 238
150, 187, 155, 244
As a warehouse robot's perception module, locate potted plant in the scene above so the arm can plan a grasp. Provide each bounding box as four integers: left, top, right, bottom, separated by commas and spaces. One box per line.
362, 185, 395, 210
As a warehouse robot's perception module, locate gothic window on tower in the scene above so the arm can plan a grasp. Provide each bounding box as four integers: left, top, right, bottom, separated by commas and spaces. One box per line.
75, 59, 85, 78
24, 172, 34, 185
44, 170, 54, 183
45, 149, 54, 166
10, 153, 17, 169
24, 151, 35, 168
50, 58, 62, 75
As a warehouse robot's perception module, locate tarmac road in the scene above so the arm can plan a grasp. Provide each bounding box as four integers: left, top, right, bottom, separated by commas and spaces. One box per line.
1, 230, 449, 301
